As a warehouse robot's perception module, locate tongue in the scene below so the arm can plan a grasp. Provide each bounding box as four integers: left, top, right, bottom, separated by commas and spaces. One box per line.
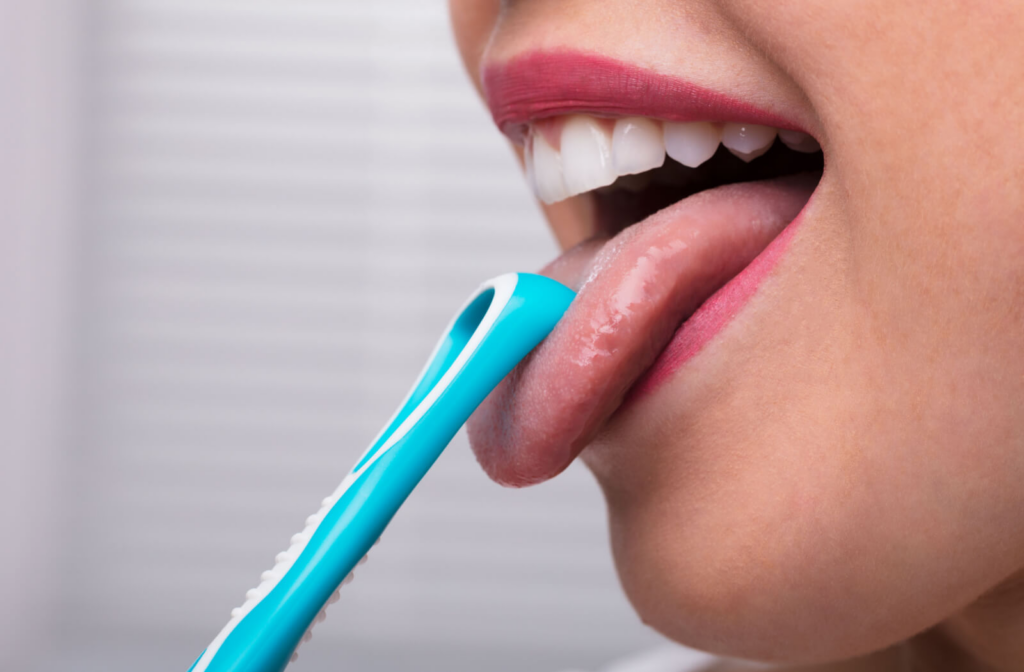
468, 175, 817, 487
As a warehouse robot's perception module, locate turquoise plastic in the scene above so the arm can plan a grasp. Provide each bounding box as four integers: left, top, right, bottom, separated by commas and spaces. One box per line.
190, 273, 575, 672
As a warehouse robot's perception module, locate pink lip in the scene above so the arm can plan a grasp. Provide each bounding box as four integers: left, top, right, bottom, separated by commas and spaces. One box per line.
468, 51, 816, 487
482, 50, 802, 143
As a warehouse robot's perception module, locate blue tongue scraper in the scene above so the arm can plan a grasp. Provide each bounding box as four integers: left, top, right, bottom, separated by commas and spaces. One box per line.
188, 272, 575, 672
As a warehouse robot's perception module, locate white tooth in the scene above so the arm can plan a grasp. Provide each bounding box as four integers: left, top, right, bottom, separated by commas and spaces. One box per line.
611, 117, 665, 176
560, 115, 616, 197
663, 121, 721, 168
778, 129, 820, 153
721, 123, 777, 162
728, 146, 771, 162
531, 130, 569, 204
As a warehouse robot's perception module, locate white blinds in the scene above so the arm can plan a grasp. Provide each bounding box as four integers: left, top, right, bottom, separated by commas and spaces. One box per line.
49, 1, 669, 671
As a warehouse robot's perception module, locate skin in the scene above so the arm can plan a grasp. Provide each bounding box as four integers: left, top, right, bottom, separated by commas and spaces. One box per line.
449, 2, 1024, 670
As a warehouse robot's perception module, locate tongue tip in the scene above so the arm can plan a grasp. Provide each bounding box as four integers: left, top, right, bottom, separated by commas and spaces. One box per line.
468, 421, 574, 488
467, 384, 581, 488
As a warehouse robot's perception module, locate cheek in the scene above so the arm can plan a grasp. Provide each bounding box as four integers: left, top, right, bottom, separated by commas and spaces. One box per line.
448, 0, 501, 91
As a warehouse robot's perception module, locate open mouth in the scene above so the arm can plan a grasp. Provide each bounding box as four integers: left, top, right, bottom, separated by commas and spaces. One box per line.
525, 113, 823, 236
469, 52, 824, 487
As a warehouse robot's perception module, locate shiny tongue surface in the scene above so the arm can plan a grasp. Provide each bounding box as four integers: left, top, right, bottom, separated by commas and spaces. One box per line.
468, 175, 816, 486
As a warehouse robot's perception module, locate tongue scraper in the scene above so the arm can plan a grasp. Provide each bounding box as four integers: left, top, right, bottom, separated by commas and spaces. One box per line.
188, 272, 575, 672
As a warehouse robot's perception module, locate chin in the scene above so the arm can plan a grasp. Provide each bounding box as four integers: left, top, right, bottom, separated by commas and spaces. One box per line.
603, 490, 898, 664
584, 411, 944, 666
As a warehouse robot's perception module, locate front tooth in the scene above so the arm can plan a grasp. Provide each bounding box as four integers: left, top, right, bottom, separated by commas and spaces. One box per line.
560, 115, 616, 197
721, 123, 777, 162
663, 121, 720, 168
778, 129, 820, 153
611, 117, 665, 176
531, 131, 569, 205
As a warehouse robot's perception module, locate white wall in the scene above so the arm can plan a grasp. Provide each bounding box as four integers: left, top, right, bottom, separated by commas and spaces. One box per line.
7, 2, 672, 671
0, 0, 82, 669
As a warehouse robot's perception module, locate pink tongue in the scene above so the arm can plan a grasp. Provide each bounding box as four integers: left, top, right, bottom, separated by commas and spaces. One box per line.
469, 175, 816, 487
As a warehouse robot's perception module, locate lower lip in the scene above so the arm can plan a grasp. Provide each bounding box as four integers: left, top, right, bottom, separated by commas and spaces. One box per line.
627, 203, 808, 402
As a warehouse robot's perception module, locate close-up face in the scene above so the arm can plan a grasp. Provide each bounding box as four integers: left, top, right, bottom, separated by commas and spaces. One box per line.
450, 0, 1024, 666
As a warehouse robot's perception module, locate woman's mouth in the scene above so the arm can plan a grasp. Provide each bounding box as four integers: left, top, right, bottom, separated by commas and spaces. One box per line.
468, 51, 823, 487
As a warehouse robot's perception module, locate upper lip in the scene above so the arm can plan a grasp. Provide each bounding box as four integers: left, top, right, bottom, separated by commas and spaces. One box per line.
481, 49, 807, 143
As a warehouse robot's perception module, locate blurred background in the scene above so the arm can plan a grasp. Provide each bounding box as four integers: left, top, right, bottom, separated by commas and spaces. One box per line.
0, 1, 706, 671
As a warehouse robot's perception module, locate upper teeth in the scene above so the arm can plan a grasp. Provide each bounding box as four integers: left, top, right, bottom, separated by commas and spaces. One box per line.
524, 114, 819, 205
721, 122, 778, 161
664, 121, 720, 169
777, 128, 821, 154
612, 116, 666, 176
561, 115, 618, 197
